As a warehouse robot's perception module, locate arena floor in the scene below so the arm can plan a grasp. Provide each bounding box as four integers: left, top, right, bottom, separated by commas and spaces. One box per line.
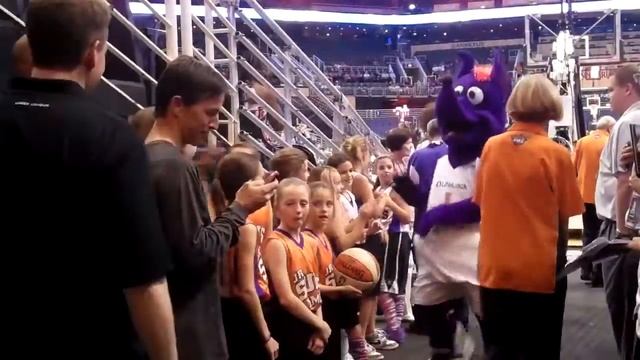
382, 271, 617, 360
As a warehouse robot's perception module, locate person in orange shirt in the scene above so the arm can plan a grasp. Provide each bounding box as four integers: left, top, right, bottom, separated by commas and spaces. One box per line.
574, 115, 616, 285
473, 75, 584, 360
263, 178, 331, 359
213, 152, 279, 360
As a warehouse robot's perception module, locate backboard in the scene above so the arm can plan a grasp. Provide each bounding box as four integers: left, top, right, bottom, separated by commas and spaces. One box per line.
525, 10, 622, 67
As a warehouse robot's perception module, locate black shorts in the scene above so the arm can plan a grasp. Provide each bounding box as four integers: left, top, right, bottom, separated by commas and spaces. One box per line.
356, 233, 386, 296
320, 296, 359, 360
266, 299, 319, 360
221, 297, 271, 360
380, 231, 411, 295
322, 296, 360, 330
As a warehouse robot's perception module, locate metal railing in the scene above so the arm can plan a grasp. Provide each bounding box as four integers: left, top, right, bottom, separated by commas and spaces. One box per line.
240, 0, 385, 153
3, 0, 386, 158
0, 3, 145, 110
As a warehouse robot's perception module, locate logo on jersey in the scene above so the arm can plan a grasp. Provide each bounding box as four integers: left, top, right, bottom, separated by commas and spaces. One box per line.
255, 248, 268, 283
324, 264, 336, 287
435, 181, 468, 190
293, 270, 321, 309
511, 134, 528, 145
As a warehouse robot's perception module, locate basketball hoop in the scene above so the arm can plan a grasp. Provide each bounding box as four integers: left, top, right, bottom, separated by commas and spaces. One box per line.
588, 104, 599, 122
586, 96, 601, 122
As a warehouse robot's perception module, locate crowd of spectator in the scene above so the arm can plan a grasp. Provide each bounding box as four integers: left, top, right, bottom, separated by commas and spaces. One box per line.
325, 65, 396, 87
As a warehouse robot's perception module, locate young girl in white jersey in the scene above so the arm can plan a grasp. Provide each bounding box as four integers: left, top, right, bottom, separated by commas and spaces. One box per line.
374, 155, 413, 344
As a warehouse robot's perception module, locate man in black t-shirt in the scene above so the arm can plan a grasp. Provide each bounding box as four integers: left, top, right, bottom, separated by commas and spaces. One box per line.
0, 1, 176, 359
146, 56, 278, 360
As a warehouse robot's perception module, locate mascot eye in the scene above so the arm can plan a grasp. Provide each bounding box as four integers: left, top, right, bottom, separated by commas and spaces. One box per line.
454, 85, 464, 96
466, 87, 484, 105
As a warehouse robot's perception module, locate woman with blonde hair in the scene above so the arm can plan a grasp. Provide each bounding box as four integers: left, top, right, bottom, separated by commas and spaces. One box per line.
474, 74, 583, 359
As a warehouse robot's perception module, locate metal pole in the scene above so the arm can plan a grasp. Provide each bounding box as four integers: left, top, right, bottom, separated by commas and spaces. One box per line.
111, 7, 171, 62
239, 132, 275, 159
180, 0, 193, 56
614, 10, 622, 63
282, 50, 293, 128
227, 2, 240, 144
0, 4, 24, 25
204, 1, 215, 62
165, 0, 178, 59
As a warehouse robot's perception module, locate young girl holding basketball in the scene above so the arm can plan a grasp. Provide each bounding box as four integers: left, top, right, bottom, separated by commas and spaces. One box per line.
374, 155, 413, 344
305, 181, 374, 360
308, 166, 377, 252
214, 152, 279, 360
263, 178, 331, 360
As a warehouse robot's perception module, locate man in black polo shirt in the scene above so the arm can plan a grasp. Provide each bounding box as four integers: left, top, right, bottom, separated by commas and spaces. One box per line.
0, 1, 176, 359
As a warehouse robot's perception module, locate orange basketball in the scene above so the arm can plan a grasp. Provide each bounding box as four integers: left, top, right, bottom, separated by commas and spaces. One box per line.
334, 248, 380, 291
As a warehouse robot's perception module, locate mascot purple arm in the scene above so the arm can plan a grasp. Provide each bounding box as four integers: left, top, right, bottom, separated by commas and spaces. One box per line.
394, 50, 509, 236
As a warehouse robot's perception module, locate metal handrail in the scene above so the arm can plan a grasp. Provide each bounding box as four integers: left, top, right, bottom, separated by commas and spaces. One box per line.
241, 0, 383, 152
236, 57, 340, 151
0, 3, 144, 110
237, 35, 344, 140
237, 11, 350, 131
239, 82, 328, 161
239, 131, 275, 159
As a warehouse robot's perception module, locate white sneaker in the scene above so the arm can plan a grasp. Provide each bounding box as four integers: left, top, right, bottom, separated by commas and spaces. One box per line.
364, 343, 385, 359
402, 313, 415, 322
452, 321, 475, 360
366, 329, 399, 351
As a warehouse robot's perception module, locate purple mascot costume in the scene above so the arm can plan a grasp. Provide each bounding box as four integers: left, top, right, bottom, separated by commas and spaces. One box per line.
394, 50, 510, 359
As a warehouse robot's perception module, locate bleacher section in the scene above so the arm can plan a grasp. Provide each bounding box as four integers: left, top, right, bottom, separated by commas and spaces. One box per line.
325, 64, 396, 86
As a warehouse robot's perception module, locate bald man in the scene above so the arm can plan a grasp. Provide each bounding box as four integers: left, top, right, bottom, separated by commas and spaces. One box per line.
12, 35, 32, 78
574, 115, 616, 286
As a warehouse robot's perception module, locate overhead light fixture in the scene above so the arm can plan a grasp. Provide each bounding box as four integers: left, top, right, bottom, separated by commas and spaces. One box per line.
408, 3, 416, 11
128, 0, 640, 26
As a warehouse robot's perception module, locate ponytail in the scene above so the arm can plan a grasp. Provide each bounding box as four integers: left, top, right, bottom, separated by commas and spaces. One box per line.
209, 178, 227, 214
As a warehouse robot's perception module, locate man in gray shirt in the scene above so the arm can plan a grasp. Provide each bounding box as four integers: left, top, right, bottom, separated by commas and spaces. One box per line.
145, 56, 277, 360
595, 64, 640, 360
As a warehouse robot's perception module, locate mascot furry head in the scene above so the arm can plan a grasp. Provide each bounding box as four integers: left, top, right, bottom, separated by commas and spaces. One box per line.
436, 50, 510, 168
394, 50, 510, 236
